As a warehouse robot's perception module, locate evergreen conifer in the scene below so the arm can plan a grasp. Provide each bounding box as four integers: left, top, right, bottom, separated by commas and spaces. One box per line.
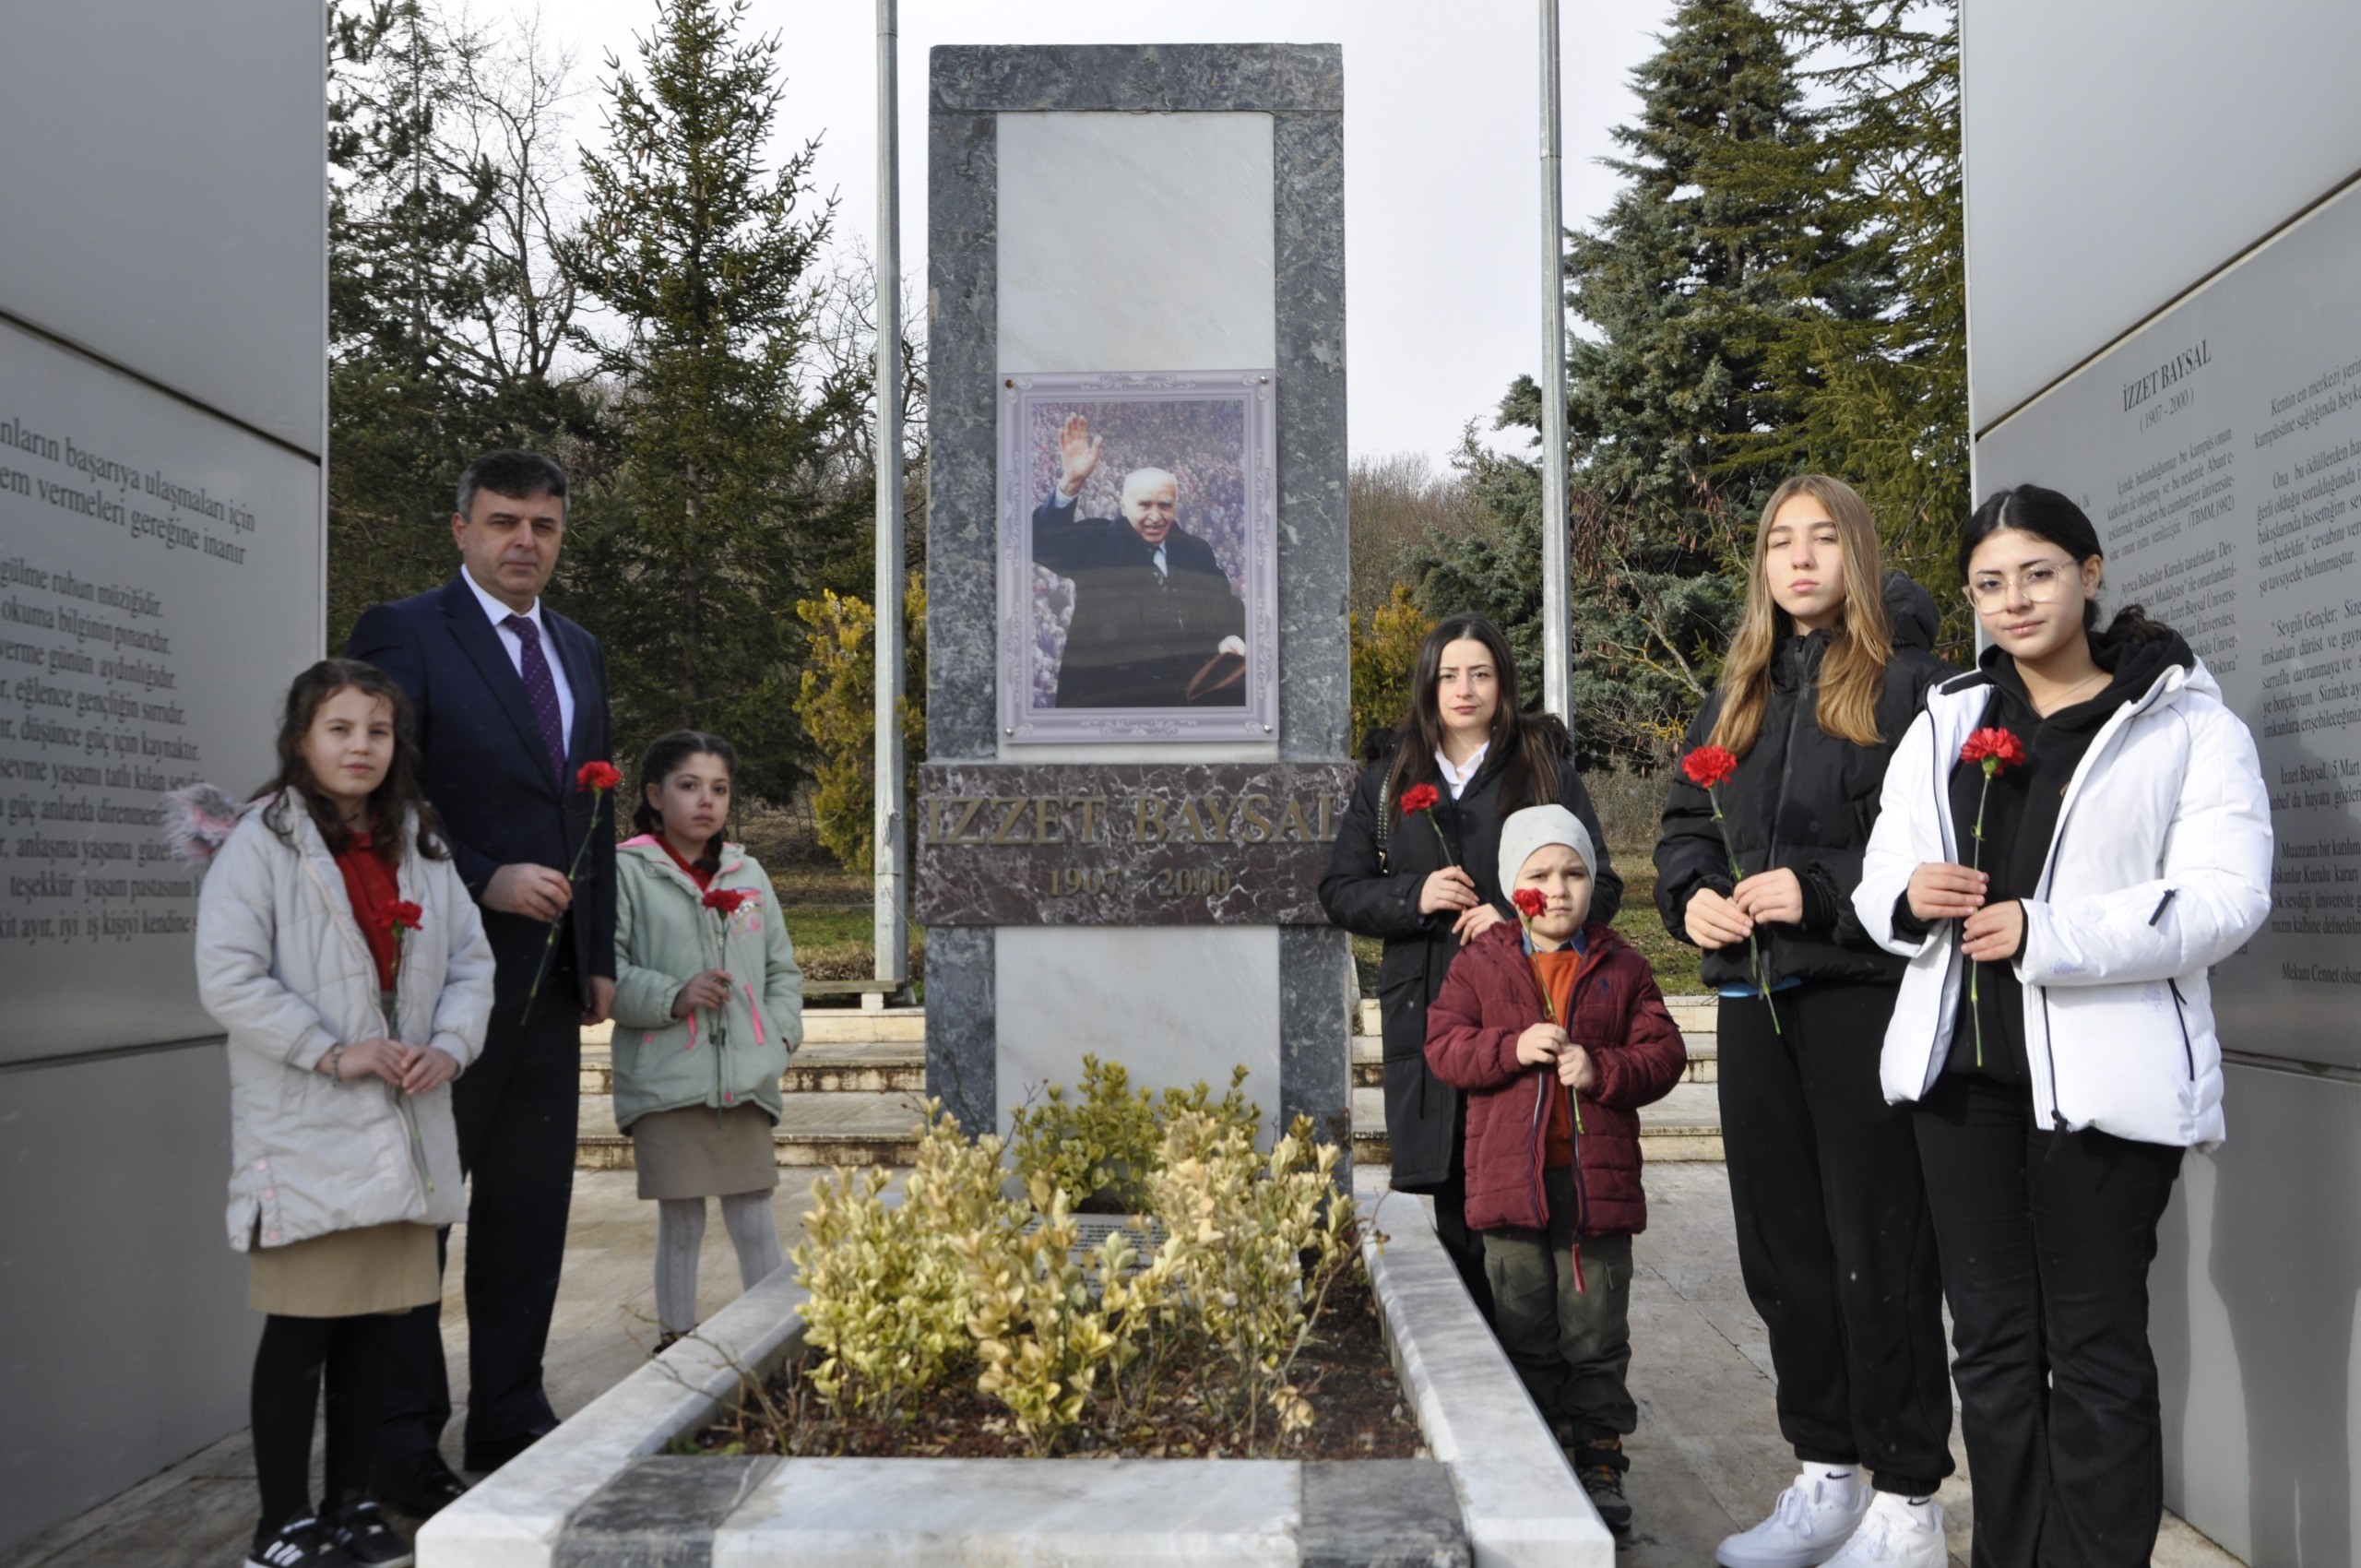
560, 0, 866, 801
1411, 0, 1869, 760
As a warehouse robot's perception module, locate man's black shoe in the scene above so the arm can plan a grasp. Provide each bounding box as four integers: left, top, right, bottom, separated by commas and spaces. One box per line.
462, 1425, 556, 1475
245, 1515, 359, 1568
326, 1496, 414, 1567
369, 1455, 469, 1518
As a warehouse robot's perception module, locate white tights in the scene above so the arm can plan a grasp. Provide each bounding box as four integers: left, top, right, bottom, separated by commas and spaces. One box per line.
654, 1193, 783, 1335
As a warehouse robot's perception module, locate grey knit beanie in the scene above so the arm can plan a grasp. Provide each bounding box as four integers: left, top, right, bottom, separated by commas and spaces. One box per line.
1497, 803, 1596, 897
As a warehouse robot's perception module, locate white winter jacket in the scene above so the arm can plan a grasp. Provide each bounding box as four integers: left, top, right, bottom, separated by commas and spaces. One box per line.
196, 797, 496, 1251
1853, 658, 2272, 1148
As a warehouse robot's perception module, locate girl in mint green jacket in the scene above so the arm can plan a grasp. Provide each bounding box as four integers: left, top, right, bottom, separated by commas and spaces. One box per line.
611, 731, 804, 1344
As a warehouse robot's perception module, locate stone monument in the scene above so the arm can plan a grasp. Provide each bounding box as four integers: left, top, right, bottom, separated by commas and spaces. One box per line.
917, 44, 1354, 1160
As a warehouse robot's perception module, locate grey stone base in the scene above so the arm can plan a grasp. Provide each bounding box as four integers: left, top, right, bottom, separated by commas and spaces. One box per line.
554, 1455, 1464, 1567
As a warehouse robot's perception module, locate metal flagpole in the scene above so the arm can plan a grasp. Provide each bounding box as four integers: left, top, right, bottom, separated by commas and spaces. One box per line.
872, 0, 909, 992
1537, 0, 1573, 723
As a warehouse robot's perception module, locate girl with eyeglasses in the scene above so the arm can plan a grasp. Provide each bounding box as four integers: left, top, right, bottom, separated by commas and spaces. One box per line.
1855, 484, 2272, 1565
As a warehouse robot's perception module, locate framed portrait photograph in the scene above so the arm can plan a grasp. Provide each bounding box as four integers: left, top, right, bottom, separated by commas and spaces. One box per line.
996, 370, 1278, 743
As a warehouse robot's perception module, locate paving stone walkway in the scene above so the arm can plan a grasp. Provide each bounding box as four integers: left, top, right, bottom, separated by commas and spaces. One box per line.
5, 1163, 2241, 1566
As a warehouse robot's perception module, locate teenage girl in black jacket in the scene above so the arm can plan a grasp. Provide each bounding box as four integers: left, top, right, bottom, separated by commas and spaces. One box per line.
1654, 476, 1957, 1562
1320, 612, 1619, 1318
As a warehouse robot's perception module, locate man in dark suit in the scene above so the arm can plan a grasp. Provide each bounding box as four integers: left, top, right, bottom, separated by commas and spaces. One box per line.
1033, 411, 1247, 708
347, 450, 617, 1514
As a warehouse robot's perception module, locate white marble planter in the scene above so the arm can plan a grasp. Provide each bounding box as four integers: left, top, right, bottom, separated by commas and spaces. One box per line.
417, 1176, 1608, 1568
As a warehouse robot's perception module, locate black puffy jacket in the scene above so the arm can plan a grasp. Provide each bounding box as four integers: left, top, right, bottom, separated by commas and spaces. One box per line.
1320, 727, 1620, 1192
1654, 573, 1952, 990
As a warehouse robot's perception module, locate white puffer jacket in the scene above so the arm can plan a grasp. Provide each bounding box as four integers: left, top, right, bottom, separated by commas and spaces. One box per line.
196, 796, 495, 1251
1854, 658, 2272, 1148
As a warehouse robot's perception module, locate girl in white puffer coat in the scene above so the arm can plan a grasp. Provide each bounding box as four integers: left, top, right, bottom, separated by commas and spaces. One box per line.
196, 659, 494, 1568
1853, 486, 2272, 1568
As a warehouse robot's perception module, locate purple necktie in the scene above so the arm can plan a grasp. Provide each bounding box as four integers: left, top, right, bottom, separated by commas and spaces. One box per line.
504, 613, 567, 784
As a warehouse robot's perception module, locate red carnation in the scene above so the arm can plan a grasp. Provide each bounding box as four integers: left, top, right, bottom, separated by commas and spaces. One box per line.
1395, 780, 1454, 865
1512, 887, 1548, 920
1961, 728, 2026, 774
384, 900, 424, 936
577, 760, 623, 793
1681, 744, 1739, 790
1681, 742, 1777, 1031
703, 887, 754, 916
1960, 728, 2024, 1069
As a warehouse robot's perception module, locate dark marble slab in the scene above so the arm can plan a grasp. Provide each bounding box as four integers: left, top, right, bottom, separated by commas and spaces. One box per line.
931, 42, 1341, 113
913, 761, 1356, 926
1274, 106, 1350, 763
1281, 923, 1355, 1186
924, 105, 999, 762
554, 1455, 777, 1568
923, 924, 996, 1134
1299, 1459, 1472, 1567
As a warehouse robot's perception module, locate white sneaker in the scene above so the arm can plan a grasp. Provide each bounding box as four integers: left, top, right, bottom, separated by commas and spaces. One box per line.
1715, 1467, 1872, 1568
1821, 1492, 1946, 1567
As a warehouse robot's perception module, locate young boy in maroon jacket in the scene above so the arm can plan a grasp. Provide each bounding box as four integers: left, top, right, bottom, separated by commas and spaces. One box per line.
1426, 804, 1688, 1537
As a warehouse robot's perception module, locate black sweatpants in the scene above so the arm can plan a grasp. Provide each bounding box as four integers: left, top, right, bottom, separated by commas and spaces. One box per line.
376, 979, 582, 1470
1913, 1074, 2185, 1568
253, 1313, 393, 1530
1719, 980, 1953, 1495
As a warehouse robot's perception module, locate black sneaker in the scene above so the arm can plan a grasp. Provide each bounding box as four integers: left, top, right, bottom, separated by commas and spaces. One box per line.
246, 1515, 359, 1568
1573, 1438, 1634, 1537
327, 1496, 415, 1567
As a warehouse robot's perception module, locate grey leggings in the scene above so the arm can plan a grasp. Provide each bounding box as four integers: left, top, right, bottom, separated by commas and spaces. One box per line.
655, 1193, 783, 1335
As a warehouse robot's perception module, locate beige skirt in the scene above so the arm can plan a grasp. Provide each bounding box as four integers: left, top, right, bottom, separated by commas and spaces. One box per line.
630, 1103, 780, 1200
250, 1220, 439, 1317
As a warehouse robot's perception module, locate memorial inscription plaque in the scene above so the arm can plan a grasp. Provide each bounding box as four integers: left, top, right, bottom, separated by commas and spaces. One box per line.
1975, 174, 2361, 1068
913, 761, 1354, 926
1, 318, 321, 1063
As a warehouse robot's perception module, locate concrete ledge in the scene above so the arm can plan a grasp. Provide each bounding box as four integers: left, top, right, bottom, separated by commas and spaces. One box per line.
712, 1457, 1302, 1565
416, 1268, 813, 1568
1358, 1179, 1615, 1568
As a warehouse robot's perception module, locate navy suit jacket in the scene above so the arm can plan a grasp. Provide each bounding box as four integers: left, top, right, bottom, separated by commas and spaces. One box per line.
348, 572, 616, 1004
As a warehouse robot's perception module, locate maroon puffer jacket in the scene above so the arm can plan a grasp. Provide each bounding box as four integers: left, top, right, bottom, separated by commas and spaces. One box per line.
1424, 921, 1687, 1237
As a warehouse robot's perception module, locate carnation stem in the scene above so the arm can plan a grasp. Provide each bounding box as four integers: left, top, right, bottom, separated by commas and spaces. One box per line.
1969, 769, 1993, 1070
1708, 789, 1780, 1035
521, 783, 608, 1025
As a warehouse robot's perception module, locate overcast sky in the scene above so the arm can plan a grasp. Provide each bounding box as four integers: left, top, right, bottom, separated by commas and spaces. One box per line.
488, 0, 1670, 470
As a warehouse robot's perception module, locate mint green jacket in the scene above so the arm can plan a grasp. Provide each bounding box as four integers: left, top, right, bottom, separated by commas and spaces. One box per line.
610, 837, 803, 1129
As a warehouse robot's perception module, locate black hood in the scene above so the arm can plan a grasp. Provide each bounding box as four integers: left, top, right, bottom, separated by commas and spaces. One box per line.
1979, 620, 2196, 732
1883, 570, 1940, 654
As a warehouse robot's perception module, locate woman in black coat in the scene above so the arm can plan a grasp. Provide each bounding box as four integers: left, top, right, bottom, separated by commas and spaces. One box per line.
1653, 476, 1956, 1562
1319, 612, 1620, 1317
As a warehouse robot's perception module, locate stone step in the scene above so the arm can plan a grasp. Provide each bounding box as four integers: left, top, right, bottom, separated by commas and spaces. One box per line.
581, 1042, 928, 1098
1347, 1033, 1715, 1087
1344, 1080, 1723, 1167
1355, 994, 1718, 1037
576, 1075, 1724, 1173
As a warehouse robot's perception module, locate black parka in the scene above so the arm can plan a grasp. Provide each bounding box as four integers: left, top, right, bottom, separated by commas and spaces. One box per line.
1654, 572, 1952, 990
1320, 727, 1621, 1192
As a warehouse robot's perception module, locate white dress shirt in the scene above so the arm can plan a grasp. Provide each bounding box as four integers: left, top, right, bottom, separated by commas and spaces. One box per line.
1435, 741, 1489, 801
463, 569, 575, 749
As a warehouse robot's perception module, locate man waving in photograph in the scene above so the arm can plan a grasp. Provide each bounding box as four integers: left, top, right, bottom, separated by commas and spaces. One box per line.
1032, 411, 1248, 708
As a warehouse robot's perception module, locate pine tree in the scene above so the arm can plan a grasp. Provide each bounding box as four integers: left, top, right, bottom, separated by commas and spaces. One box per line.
1735, 0, 1966, 651
1410, 0, 1860, 760
560, 0, 866, 801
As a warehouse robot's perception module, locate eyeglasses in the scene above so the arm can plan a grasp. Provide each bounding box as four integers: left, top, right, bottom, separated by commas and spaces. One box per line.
1964, 560, 2078, 608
